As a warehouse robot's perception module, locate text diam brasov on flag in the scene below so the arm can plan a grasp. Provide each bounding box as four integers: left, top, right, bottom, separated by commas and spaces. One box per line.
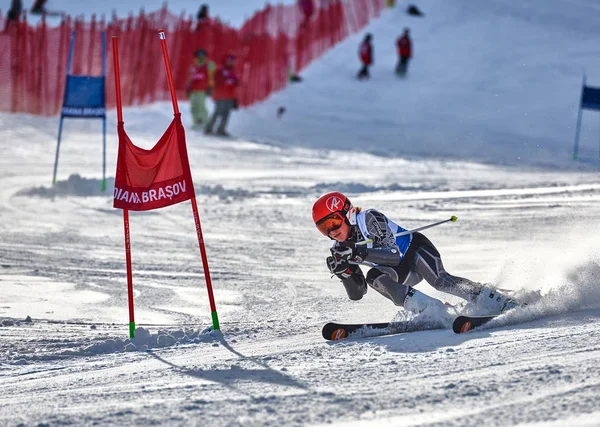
113, 116, 194, 211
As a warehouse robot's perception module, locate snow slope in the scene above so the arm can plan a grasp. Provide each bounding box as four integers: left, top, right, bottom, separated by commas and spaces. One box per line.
238, 0, 600, 168
1, 1, 600, 426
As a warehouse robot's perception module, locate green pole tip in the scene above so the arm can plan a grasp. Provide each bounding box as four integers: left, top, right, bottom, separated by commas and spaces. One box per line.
211, 311, 220, 331
129, 321, 136, 338
450, 216, 458, 222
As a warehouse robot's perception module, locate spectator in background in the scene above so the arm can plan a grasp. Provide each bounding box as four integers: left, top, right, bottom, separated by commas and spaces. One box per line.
357, 33, 373, 80
30, 0, 46, 14
30, 0, 61, 16
395, 28, 412, 76
195, 4, 208, 32
186, 49, 216, 129
298, 0, 314, 29
205, 54, 239, 137
406, 5, 424, 17
4, 0, 22, 32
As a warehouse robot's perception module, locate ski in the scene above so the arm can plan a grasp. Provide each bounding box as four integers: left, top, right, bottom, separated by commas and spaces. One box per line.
322, 320, 443, 341
452, 314, 498, 334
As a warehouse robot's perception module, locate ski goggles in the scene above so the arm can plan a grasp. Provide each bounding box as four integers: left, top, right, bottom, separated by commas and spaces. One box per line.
315, 212, 344, 236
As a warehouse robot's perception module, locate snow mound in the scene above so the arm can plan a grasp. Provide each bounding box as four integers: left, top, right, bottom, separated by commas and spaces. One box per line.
15, 174, 255, 202
16, 174, 114, 198
2, 324, 220, 365
80, 326, 219, 355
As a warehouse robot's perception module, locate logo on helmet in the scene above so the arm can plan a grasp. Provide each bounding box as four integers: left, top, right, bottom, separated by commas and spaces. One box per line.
325, 196, 343, 212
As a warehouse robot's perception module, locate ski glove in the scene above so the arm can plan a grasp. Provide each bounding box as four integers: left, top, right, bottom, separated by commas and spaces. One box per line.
326, 256, 353, 278
330, 244, 368, 263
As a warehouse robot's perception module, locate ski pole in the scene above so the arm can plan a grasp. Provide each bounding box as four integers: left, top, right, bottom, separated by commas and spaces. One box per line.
355, 215, 458, 246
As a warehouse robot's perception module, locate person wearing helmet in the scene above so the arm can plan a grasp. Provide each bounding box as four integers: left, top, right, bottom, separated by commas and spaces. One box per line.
186, 49, 216, 129
312, 191, 519, 315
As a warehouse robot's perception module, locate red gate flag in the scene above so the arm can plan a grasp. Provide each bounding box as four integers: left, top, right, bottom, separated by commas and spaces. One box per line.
113, 114, 195, 211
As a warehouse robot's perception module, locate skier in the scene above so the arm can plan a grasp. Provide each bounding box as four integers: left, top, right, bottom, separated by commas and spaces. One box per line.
204, 54, 238, 137
357, 33, 373, 80
395, 28, 412, 76
312, 191, 519, 315
186, 49, 215, 129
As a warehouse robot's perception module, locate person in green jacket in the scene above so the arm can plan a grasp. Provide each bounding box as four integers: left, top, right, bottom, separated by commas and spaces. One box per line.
186, 49, 216, 129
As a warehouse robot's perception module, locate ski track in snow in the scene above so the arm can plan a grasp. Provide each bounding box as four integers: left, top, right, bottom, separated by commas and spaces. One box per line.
1, 312, 600, 426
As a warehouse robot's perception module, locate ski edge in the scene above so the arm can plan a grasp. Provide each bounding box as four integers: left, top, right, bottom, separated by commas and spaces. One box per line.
322, 320, 445, 341
322, 322, 393, 341
452, 315, 498, 334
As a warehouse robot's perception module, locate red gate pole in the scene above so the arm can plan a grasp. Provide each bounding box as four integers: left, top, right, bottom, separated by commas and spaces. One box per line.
158, 29, 221, 331
112, 36, 136, 339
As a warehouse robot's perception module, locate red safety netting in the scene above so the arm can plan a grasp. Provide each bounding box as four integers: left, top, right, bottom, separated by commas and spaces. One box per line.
0, 0, 385, 116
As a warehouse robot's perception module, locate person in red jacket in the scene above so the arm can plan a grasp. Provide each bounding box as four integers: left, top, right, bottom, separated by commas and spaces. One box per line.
357, 33, 373, 80
298, 0, 314, 29
186, 49, 215, 129
396, 28, 412, 76
205, 54, 239, 137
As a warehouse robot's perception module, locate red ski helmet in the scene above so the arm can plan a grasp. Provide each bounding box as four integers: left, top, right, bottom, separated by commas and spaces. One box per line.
312, 192, 352, 236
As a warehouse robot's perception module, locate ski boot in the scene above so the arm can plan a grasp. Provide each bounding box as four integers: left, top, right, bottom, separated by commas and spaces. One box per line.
475, 285, 520, 315
403, 288, 449, 315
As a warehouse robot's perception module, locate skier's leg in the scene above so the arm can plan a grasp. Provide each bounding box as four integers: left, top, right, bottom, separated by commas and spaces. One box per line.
366, 267, 408, 306
190, 91, 202, 125
411, 234, 484, 301
357, 65, 367, 79
412, 233, 518, 313
399, 57, 408, 75
205, 99, 223, 133
216, 99, 234, 135
365, 267, 447, 314
197, 91, 209, 125
395, 58, 402, 75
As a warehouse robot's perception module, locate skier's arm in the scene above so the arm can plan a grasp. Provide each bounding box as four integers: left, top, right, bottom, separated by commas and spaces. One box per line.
332, 245, 400, 267
360, 247, 401, 266
360, 210, 400, 265
334, 210, 401, 266
326, 255, 367, 300
340, 265, 367, 300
